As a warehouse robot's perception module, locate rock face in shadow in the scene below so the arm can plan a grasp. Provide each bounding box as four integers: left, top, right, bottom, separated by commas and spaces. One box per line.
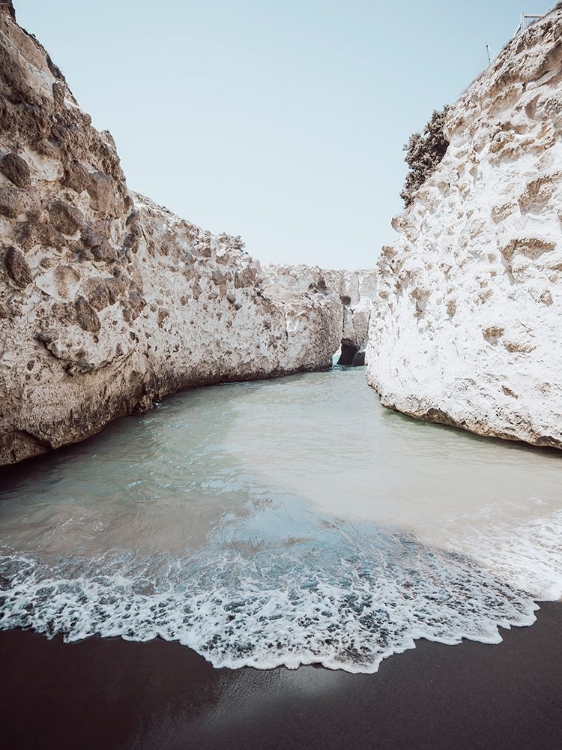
366, 8, 562, 449
0, 6, 341, 465
265, 265, 377, 366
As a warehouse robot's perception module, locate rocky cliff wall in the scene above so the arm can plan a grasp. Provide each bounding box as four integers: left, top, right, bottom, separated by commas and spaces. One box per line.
265, 264, 377, 364
366, 8, 562, 449
0, 6, 341, 465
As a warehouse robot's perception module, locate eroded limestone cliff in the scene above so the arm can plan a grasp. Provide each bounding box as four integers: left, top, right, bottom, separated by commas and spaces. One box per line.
366, 8, 562, 449
0, 6, 341, 465
265, 265, 377, 365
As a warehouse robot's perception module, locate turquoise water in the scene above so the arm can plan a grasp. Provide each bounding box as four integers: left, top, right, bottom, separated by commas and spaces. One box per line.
0, 368, 561, 671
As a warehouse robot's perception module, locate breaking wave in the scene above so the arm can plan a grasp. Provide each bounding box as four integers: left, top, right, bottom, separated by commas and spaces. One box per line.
2, 507, 562, 673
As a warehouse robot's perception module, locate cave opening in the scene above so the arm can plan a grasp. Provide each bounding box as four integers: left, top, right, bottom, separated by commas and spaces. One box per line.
336, 343, 365, 367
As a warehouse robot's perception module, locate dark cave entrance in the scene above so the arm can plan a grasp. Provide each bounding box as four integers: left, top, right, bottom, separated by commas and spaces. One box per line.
336, 344, 365, 367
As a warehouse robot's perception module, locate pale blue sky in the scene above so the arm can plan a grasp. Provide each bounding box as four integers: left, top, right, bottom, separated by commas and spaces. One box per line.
18, 1, 554, 269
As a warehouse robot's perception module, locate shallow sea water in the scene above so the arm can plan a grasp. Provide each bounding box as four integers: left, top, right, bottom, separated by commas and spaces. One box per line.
0, 368, 561, 672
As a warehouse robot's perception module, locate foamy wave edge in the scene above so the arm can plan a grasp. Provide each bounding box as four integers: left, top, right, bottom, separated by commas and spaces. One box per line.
2, 510, 561, 674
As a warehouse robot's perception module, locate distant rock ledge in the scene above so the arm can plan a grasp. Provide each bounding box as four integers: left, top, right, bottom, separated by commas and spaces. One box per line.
0, 6, 346, 465
366, 7, 562, 450
264, 265, 377, 366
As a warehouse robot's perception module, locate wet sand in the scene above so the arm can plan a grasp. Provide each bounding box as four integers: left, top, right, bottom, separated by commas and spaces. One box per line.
1, 603, 562, 750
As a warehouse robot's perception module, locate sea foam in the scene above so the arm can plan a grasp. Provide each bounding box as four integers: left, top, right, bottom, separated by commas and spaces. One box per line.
1, 506, 561, 673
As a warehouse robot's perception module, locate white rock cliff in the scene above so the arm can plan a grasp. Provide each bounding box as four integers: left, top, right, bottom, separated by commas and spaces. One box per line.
367, 8, 562, 449
0, 6, 341, 465
265, 264, 377, 364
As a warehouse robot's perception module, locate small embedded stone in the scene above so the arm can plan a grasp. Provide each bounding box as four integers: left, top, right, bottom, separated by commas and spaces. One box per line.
49, 200, 85, 235
81, 226, 118, 262
0, 186, 37, 219
0, 153, 31, 189
234, 267, 257, 288
63, 161, 91, 195
74, 295, 100, 333
52, 81, 65, 109
126, 289, 146, 321
4, 246, 32, 287
123, 230, 139, 254
17, 221, 65, 252
36, 329, 59, 345
84, 279, 112, 311
81, 227, 107, 248
63, 163, 120, 215
157, 308, 170, 326
192, 281, 202, 300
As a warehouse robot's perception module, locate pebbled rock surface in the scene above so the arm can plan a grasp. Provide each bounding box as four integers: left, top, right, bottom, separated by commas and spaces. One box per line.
265, 264, 377, 362
0, 7, 341, 465
366, 8, 562, 449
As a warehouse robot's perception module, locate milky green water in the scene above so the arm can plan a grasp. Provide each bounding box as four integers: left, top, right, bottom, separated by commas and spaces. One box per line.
0, 368, 561, 672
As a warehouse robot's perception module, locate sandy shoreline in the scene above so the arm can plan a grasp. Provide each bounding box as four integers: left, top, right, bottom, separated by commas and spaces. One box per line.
1, 603, 561, 749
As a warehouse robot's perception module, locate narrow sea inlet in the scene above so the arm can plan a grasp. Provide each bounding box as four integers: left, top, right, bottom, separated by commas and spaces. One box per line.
1, 368, 561, 672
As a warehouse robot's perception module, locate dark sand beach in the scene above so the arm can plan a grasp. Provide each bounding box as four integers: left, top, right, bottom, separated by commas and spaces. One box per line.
1, 603, 561, 750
